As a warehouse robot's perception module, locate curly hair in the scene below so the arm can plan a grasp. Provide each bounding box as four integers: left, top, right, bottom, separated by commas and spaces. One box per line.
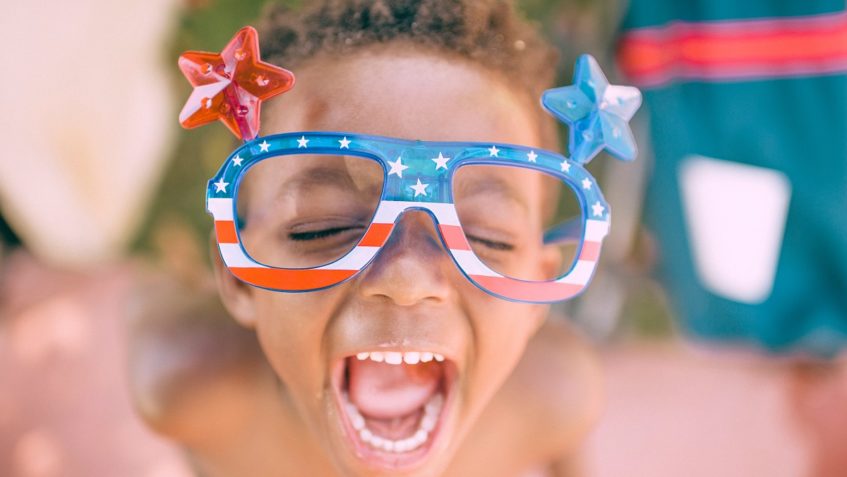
258, 0, 559, 141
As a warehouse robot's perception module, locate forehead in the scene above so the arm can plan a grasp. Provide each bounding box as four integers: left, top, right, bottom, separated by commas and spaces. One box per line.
262, 48, 543, 146
254, 50, 551, 215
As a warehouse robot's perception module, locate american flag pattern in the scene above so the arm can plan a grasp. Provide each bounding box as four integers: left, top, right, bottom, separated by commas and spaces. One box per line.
207, 132, 614, 303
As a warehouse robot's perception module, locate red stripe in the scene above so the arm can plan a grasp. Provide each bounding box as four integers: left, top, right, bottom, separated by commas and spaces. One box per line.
471, 275, 585, 302
230, 267, 355, 290
579, 241, 602, 261
439, 224, 471, 251
359, 223, 394, 247
215, 220, 238, 244
618, 11, 847, 86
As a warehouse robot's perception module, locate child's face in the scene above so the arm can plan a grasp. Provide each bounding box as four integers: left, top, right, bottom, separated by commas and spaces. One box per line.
217, 50, 557, 476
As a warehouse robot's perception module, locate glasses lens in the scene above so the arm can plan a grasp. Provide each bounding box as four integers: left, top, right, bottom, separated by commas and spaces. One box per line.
453, 164, 583, 281
236, 153, 384, 268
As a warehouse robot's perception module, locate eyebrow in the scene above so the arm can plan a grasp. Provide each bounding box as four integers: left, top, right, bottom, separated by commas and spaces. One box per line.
454, 176, 529, 212
240, 163, 370, 223
280, 164, 360, 195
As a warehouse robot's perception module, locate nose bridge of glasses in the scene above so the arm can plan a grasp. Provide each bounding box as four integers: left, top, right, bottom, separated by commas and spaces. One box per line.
370, 200, 469, 253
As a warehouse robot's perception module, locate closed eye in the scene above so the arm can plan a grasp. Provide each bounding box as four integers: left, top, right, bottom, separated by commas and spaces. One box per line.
466, 234, 514, 251
289, 226, 364, 241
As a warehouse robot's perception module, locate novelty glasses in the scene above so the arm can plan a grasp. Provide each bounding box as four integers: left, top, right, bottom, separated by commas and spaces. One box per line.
180, 27, 642, 303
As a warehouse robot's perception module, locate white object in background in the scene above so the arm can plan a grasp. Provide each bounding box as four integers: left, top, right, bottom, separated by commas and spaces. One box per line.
679, 155, 791, 304
0, 0, 178, 266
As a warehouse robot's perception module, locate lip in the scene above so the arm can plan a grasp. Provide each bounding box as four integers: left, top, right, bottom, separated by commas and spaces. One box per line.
329, 349, 460, 471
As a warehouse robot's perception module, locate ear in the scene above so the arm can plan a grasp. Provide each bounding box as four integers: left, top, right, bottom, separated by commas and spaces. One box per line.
210, 234, 258, 328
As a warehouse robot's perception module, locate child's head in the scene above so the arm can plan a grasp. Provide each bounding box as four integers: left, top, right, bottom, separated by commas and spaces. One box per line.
259, 0, 559, 149
214, 1, 564, 475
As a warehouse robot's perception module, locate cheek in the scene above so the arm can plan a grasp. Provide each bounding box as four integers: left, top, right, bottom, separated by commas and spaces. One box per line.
252, 290, 340, 392
466, 299, 546, 397
514, 245, 550, 280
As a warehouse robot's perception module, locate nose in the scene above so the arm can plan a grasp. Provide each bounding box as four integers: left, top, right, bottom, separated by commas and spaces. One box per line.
356, 209, 454, 306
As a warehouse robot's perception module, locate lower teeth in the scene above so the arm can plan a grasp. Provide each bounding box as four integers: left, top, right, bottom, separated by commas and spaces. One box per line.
342, 392, 443, 453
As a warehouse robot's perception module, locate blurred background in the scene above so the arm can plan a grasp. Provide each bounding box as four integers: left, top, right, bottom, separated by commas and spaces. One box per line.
1, 0, 845, 476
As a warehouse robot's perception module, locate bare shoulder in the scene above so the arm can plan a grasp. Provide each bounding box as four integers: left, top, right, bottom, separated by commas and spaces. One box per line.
125, 278, 338, 476
446, 315, 603, 476
125, 277, 269, 442
504, 315, 604, 453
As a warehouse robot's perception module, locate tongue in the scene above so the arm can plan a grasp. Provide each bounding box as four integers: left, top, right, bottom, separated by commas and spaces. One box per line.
347, 358, 442, 418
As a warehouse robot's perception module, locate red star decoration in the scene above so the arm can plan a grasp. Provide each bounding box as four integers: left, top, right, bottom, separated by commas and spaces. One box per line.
178, 26, 295, 141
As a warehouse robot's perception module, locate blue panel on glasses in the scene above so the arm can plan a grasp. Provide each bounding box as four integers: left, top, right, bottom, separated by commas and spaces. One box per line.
213, 132, 598, 209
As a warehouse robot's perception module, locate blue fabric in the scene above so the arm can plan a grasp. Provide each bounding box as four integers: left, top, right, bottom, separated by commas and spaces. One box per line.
620, 0, 847, 356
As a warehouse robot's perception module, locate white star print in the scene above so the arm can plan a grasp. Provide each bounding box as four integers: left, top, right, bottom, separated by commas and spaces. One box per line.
582, 178, 592, 190
387, 157, 409, 177
592, 201, 605, 217
527, 150, 538, 162
232, 154, 243, 166
297, 136, 309, 148
259, 140, 270, 152
410, 179, 429, 197
488, 145, 500, 157
339, 137, 351, 149
214, 178, 229, 193
432, 152, 450, 170
560, 161, 571, 173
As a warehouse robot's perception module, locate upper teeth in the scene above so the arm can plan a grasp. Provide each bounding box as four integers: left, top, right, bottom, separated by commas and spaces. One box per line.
356, 351, 445, 364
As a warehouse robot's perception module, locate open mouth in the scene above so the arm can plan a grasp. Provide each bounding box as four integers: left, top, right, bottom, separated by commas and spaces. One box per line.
331, 350, 458, 469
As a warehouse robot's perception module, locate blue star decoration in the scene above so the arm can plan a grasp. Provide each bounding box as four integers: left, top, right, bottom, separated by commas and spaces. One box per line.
542, 54, 642, 164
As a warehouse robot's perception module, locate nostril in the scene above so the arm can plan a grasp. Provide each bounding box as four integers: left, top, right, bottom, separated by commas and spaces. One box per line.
356, 241, 453, 306
358, 261, 451, 306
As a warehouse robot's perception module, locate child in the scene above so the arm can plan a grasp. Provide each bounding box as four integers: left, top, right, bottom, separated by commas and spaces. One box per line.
133, 1, 615, 475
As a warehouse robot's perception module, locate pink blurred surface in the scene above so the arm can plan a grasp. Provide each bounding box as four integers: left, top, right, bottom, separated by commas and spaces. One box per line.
0, 253, 191, 477
583, 344, 811, 477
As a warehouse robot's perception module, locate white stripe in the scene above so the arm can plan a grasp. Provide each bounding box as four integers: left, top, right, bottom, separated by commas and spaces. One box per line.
450, 250, 500, 277
372, 201, 461, 226
219, 243, 264, 268
426, 203, 461, 226
316, 246, 380, 270
585, 220, 610, 242
208, 198, 234, 221
556, 260, 596, 285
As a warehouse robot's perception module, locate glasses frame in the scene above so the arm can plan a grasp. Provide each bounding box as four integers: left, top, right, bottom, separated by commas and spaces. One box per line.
207, 131, 610, 304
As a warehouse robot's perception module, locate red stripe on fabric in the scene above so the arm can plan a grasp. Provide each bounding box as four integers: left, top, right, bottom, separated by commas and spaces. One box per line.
215, 221, 238, 244
230, 267, 355, 290
629, 11, 847, 38
439, 224, 471, 251
470, 275, 584, 302
618, 11, 847, 86
579, 241, 602, 261
359, 223, 394, 247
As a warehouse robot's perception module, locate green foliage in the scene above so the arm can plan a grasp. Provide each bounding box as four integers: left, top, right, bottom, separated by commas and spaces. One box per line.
133, 0, 300, 260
